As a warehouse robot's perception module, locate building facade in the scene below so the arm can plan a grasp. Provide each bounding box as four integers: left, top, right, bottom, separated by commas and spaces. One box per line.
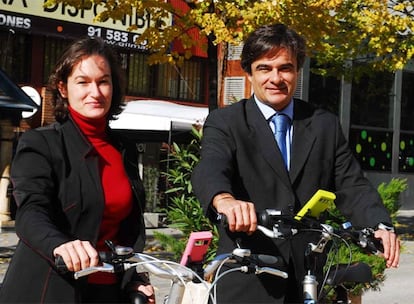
1, 2, 413, 211
0, 1, 210, 215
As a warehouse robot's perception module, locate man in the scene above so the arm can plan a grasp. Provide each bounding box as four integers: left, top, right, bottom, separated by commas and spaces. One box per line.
191, 24, 399, 303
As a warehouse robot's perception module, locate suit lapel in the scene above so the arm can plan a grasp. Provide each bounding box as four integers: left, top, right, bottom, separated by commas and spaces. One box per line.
289, 100, 316, 183
61, 118, 104, 204
245, 98, 292, 188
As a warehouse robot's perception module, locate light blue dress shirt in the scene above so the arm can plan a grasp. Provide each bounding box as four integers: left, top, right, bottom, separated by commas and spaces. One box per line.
254, 96, 293, 170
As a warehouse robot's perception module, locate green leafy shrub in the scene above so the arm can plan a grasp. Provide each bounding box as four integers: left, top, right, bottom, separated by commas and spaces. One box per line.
325, 178, 407, 298
378, 178, 408, 222
155, 128, 218, 262
143, 166, 162, 212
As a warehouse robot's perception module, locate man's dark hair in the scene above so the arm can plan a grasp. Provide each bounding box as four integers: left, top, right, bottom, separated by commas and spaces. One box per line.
48, 37, 126, 123
241, 24, 306, 74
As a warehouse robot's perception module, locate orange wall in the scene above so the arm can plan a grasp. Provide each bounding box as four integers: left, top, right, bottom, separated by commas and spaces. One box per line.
169, 0, 207, 58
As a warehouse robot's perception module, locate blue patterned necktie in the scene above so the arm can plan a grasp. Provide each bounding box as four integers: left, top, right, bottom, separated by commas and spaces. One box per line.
272, 113, 290, 169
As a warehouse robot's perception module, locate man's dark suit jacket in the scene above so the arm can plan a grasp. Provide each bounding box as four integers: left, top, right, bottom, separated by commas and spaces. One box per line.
0, 118, 146, 303
192, 97, 391, 303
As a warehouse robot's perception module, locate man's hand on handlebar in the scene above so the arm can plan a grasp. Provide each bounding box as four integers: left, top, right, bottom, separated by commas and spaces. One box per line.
374, 229, 400, 268
213, 193, 257, 235
53, 240, 99, 272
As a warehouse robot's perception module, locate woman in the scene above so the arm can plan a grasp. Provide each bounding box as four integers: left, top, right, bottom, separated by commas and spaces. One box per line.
0, 37, 155, 303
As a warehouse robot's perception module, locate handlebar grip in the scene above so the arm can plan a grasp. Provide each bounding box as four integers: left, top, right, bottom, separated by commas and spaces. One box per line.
217, 213, 228, 227
250, 254, 285, 268
339, 228, 385, 254
129, 291, 149, 304
357, 228, 385, 254
257, 209, 283, 227
365, 236, 384, 254
55, 255, 68, 274
218, 209, 285, 227
54, 252, 112, 274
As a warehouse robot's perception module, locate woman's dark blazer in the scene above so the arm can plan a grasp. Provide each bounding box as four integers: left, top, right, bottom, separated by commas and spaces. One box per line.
191, 97, 392, 302
0, 117, 146, 303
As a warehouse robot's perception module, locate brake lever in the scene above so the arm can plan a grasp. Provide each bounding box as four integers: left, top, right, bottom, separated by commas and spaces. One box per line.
308, 224, 334, 253
358, 228, 384, 254
74, 262, 115, 279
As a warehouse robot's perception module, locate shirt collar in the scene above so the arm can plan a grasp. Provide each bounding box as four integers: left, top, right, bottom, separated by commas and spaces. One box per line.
254, 95, 294, 121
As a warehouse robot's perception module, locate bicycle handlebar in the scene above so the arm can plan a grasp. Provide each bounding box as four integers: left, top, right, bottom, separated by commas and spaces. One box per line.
203, 248, 288, 280
260, 209, 384, 254
217, 208, 384, 303
56, 251, 195, 281
219, 209, 384, 255
55, 239, 289, 302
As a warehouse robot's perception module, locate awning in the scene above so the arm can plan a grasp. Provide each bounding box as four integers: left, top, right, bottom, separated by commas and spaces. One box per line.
0, 68, 39, 111
110, 100, 209, 131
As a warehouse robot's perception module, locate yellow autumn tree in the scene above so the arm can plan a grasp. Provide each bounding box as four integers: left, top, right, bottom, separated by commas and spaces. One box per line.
44, 0, 414, 76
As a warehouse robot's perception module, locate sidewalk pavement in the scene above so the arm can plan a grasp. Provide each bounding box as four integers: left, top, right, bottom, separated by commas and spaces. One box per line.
1, 211, 413, 303
363, 240, 414, 304
362, 210, 414, 304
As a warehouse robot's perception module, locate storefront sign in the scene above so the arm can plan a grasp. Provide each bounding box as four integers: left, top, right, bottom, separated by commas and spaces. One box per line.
0, 1, 170, 50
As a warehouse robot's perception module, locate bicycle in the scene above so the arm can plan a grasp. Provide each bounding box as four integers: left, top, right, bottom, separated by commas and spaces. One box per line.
251, 208, 383, 303
210, 189, 384, 303
55, 187, 384, 304
56, 212, 382, 304
56, 239, 288, 304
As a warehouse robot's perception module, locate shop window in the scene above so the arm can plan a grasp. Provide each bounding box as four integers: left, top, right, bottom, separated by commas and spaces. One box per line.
399, 132, 414, 172
155, 60, 205, 103
43, 38, 71, 84
351, 72, 394, 128
349, 70, 394, 171
399, 70, 414, 173
0, 31, 30, 83
223, 77, 245, 105
308, 61, 340, 115
349, 127, 392, 171
401, 70, 414, 131
125, 52, 151, 96
155, 64, 176, 98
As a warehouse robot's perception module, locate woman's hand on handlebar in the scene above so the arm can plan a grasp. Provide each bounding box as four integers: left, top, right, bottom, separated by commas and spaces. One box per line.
53, 240, 99, 272
213, 193, 257, 235
374, 229, 400, 268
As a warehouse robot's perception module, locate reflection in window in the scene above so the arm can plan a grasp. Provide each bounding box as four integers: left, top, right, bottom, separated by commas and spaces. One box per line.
0, 31, 30, 83
43, 38, 70, 84
351, 71, 394, 128
348, 70, 394, 172
349, 127, 392, 171
125, 52, 150, 96
308, 61, 340, 114
399, 132, 414, 172
401, 71, 414, 131
155, 60, 205, 103
399, 70, 414, 173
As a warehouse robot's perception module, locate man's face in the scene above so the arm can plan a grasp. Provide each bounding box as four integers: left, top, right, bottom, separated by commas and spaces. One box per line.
248, 48, 299, 111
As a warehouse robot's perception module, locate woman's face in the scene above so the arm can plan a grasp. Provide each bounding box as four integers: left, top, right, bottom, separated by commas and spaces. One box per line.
58, 54, 113, 119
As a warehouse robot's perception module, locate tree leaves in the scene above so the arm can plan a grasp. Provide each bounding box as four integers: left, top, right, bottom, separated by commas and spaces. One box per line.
45, 0, 414, 75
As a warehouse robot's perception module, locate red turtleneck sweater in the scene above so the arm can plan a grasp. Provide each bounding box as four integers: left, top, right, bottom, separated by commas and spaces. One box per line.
69, 107, 133, 284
